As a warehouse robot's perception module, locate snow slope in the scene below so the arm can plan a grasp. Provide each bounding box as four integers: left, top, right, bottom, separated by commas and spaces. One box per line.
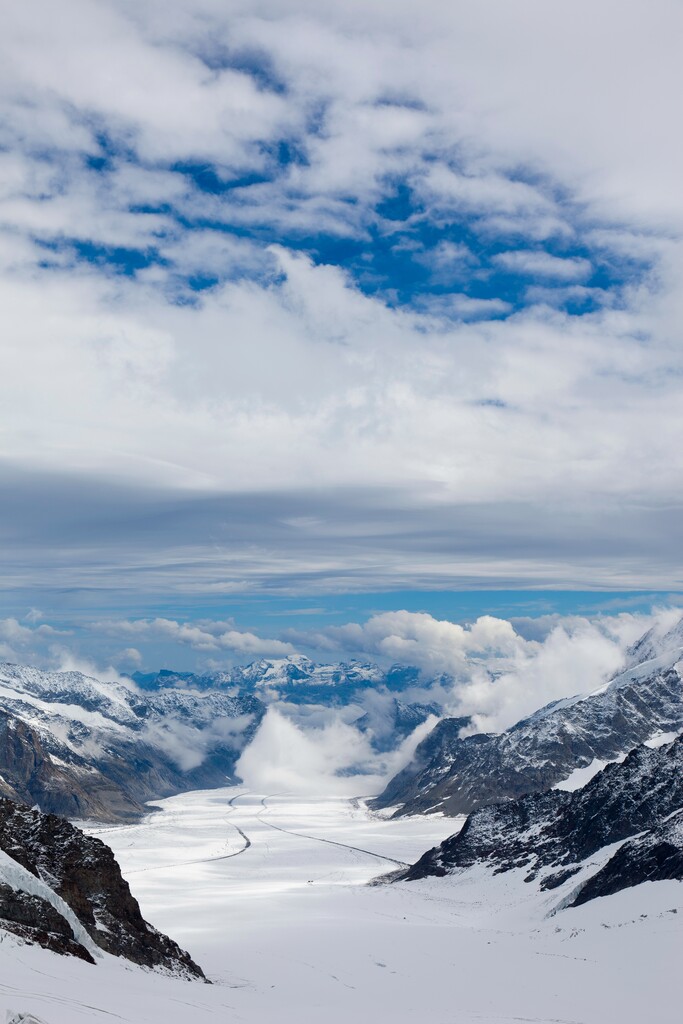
2, 786, 675, 1024
0, 663, 264, 820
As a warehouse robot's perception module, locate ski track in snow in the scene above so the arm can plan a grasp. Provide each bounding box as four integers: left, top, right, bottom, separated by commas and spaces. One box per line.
256, 794, 411, 868
1, 786, 681, 1024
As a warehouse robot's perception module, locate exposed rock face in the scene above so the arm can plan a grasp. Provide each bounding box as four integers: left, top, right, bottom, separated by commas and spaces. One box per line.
0, 797, 205, 977
570, 810, 683, 906
372, 716, 471, 810
0, 711, 142, 821
399, 737, 683, 906
0, 663, 265, 821
374, 617, 683, 816
0, 882, 96, 962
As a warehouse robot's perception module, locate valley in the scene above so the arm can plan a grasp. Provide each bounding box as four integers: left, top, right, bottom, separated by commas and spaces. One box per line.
1, 786, 666, 1024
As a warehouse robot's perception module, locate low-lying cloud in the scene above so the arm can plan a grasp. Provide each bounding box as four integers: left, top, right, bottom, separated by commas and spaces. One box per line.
141, 714, 257, 772
236, 707, 437, 797
291, 607, 670, 733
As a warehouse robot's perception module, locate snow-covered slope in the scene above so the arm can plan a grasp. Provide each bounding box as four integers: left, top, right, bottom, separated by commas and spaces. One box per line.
0, 663, 265, 821
374, 615, 683, 816
0, 786, 680, 1023
399, 735, 683, 908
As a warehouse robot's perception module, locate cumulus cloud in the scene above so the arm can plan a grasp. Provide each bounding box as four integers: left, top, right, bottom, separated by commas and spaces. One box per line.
235, 706, 436, 796
0, 616, 71, 652
116, 647, 143, 667
94, 617, 297, 657
493, 251, 592, 281
291, 607, 669, 734
301, 611, 520, 676
450, 623, 626, 734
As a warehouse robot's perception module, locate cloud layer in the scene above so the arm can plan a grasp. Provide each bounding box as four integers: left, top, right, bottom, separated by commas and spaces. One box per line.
5, 605, 678, 737
1, 1, 682, 604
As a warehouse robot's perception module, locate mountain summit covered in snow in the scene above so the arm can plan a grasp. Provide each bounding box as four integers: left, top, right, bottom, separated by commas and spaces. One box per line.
0, 662, 264, 821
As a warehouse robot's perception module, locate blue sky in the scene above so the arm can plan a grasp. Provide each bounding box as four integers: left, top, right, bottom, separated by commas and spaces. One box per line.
0, 1, 682, 672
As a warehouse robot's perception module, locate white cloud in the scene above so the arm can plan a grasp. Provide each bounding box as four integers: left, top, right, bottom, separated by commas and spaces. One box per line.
116, 647, 143, 666
293, 607, 670, 733
493, 251, 592, 281
141, 714, 256, 771
235, 705, 436, 796
0, 0, 681, 596
95, 617, 297, 657
55, 652, 137, 687
305, 611, 521, 676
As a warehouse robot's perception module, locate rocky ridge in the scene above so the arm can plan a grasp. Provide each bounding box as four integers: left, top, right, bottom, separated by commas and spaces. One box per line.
398, 735, 683, 908
374, 616, 683, 816
0, 797, 205, 977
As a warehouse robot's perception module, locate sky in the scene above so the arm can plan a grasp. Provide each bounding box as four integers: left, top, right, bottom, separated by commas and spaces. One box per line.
1, 0, 682, 673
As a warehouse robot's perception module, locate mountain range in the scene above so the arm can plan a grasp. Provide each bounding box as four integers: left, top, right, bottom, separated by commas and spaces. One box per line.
0, 657, 438, 822
0, 615, 681, 975
0, 662, 264, 821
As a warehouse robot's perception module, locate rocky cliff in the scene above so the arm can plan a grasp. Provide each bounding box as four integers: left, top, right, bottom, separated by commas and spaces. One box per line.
399, 736, 683, 907
0, 797, 205, 978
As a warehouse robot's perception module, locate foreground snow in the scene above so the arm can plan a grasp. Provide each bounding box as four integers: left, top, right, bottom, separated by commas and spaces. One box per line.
0, 787, 680, 1023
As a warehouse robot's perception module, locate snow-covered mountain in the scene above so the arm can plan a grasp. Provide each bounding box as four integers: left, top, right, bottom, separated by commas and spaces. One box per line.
0, 657, 440, 822
0, 796, 204, 977
374, 615, 683, 816
398, 735, 683, 908
0, 663, 265, 821
135, 656, 442, 752
134, 655, 416, 705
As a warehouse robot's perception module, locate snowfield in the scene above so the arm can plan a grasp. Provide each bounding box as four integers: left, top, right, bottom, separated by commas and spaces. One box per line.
0, 787, 680, 1023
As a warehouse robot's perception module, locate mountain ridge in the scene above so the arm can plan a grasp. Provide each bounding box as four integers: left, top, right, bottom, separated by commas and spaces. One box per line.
397, 735, 683, 909
373, 615, 683, 816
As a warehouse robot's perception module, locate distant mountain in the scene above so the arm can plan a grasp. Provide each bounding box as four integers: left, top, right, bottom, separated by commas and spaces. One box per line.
374, 616, 683, 816
0, 663, 265, 821
134, 655, 417, 705
0, 797, 204, 978
0, 657, 440, 822
134, 656, 441, 750
398, 735, 683, 908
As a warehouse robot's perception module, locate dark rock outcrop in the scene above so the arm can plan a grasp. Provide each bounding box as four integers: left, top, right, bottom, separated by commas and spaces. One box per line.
0, 797, 205, 978
570, 810, 683, 906
0, 883, 96, 962
398, 736, 683, 906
